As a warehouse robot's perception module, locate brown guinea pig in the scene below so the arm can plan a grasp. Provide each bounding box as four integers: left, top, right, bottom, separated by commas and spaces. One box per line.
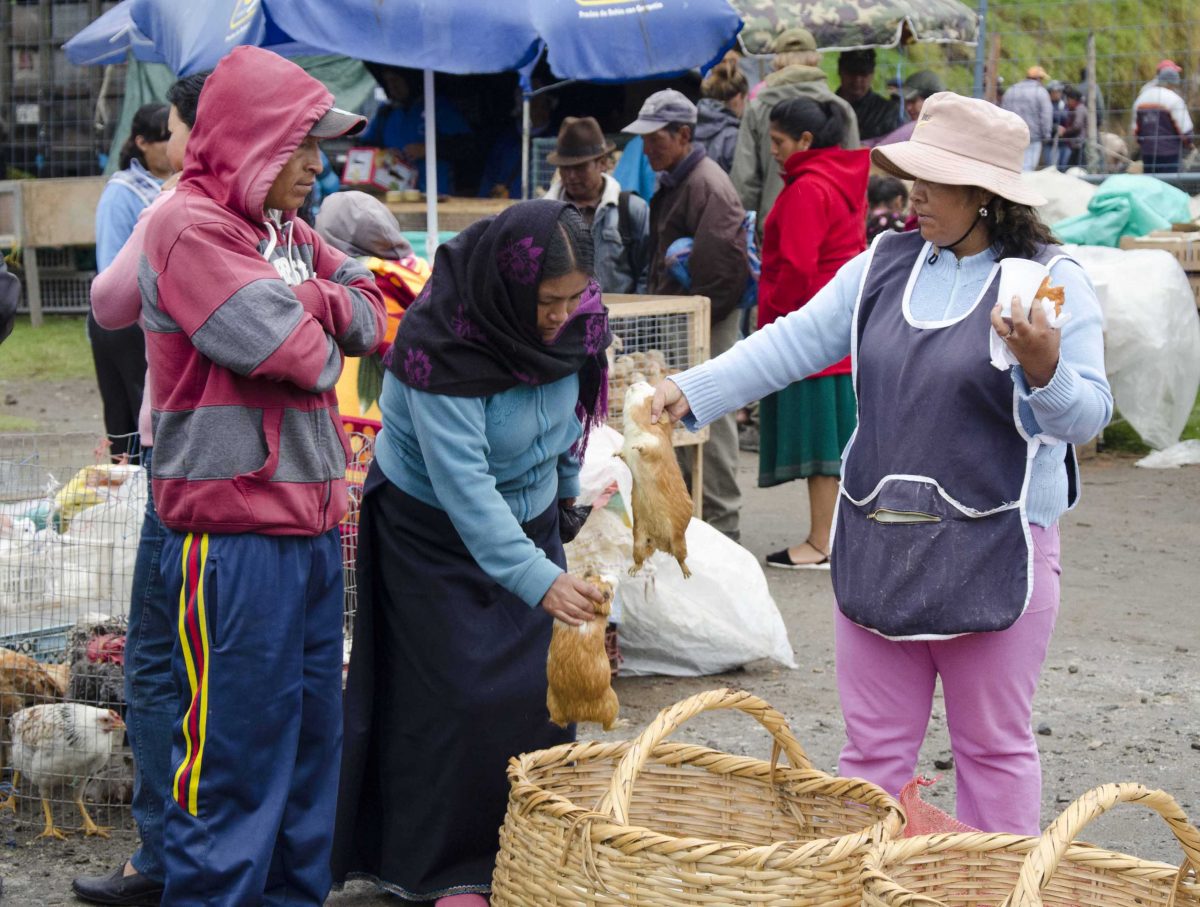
546, 573, 619, 730
618, 381, 693, 578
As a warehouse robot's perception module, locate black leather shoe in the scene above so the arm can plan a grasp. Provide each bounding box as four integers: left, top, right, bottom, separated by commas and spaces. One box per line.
72, 865, 164, 906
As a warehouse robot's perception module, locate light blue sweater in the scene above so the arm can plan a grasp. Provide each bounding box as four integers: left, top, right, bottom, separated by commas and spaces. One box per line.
374, 370, 582, 607
674, 241, 1113, 527
95, 161, 161, 271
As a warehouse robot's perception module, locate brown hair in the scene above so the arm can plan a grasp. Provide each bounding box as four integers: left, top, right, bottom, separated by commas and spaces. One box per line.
987, 197, 1058, 261
701, 54, 749, 102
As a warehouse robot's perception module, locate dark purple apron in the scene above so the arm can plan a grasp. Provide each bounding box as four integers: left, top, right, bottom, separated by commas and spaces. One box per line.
831, 231, 1074, 640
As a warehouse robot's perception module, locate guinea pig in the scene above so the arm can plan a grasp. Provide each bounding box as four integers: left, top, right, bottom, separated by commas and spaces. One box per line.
546, 572, 619, 730
618, 382, 692, 578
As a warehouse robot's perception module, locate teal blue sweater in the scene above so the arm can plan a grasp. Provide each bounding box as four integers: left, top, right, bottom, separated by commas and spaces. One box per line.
374, 370, 583, 607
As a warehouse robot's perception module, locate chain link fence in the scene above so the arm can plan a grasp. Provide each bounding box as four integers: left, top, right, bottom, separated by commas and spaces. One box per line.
3, 1, 126, 179
886, 0, 1199, 178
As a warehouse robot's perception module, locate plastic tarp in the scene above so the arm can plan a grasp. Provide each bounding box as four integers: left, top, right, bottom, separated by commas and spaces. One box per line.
1065, 244, 1200, 450
1053, 174, 1193, 248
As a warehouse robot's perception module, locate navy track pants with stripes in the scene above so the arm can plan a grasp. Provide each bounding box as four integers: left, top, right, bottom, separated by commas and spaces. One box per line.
159, 528, 343, 906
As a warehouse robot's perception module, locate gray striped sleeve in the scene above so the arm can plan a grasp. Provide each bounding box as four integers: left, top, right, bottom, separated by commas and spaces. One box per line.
139, 255, 180, 334
331, 256, 372, 285
312, 334, 342, 393
330, 257, 381, 354
191, 278, 305, 376
337, 286, 381, 354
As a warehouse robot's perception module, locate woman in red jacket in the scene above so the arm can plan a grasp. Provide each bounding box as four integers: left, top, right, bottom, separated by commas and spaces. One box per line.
759, 97, 869, 568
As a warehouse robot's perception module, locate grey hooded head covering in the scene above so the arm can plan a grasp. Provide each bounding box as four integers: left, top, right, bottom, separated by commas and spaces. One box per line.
314, 191, 413, 261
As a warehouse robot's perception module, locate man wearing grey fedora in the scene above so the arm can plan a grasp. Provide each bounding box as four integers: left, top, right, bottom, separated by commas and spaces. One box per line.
545, 116, 650, 294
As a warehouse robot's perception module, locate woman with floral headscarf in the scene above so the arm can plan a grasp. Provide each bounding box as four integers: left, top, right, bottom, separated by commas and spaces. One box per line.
332, 199, 612, 905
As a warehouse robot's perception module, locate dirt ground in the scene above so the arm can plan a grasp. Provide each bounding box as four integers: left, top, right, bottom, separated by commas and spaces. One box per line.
0, 377, 1197, 905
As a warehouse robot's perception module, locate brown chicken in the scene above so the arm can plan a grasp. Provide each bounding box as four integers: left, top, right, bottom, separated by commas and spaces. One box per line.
618, 381, 693, 577
546, 573, 619, 730
0, 648, 69, 772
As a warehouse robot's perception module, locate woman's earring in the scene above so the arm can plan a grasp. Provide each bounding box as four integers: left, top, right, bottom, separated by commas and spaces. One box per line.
979, 205, 989, 218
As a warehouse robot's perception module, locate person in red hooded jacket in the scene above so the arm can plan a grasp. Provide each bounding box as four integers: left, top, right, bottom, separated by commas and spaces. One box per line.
757, 97, 869, 569
139, 47, 386, 906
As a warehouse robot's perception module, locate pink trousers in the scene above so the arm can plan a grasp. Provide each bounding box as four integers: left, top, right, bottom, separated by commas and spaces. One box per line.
835, 524, 1061, 835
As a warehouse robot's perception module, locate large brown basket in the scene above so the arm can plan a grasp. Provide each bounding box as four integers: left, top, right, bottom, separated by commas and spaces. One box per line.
862, 782, 1200, 907
492, 688, 904, 906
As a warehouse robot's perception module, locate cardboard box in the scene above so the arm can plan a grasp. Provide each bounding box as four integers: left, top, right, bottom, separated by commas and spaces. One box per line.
341, 147, 418, 193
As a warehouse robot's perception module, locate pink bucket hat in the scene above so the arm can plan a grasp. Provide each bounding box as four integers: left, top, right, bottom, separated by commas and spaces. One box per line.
870, 92, 1048, 207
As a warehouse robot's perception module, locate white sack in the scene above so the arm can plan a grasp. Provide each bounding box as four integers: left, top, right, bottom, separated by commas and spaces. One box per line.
575, 425, 632, 521
1065, 245, 1200, 450
1025, 168, 1097, 224
617, 519, 797, 676
1136, 439, 1200, 469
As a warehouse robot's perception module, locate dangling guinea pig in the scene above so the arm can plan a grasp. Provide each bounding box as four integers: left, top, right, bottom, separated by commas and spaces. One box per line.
618, 382, 692, 578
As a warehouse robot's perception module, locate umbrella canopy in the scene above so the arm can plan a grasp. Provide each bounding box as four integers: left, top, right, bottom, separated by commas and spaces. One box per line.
63, 0, 162, 67
77, 0, 744, 246
530, 0, 741, 82
123, 0, 737, 82
733, 0, 978, 53
127, 0, 324, 75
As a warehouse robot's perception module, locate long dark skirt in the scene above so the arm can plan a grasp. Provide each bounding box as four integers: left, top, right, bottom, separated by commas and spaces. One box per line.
331, 469, 573, 900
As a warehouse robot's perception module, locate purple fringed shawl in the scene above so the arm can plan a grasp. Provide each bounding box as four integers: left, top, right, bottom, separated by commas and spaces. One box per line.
387, 198, 611, 459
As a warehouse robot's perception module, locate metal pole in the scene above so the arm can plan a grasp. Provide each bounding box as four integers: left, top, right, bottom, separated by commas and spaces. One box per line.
973, 0, 988, 99
423, 68, 439, 256
521, 95, 531, 200
1085, 33, 1099, 172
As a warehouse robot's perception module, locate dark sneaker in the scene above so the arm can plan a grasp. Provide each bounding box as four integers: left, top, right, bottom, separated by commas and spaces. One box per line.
72, 865, 164, 906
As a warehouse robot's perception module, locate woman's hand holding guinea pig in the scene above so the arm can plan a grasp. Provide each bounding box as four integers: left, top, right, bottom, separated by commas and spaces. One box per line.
650, 379, 692, 425
541, 573, 603, 626
991, 294, 1061, 388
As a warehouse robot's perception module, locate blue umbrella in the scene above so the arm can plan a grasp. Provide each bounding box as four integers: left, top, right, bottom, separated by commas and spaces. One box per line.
266, 0, 542, 74
81, 0, 742, 243
531, 0, 741, 83
128, 0, 324, 76
62, 0, 162, 67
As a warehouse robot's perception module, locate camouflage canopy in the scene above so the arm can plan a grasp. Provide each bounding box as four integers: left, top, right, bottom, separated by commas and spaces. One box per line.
733, 0, 979, 53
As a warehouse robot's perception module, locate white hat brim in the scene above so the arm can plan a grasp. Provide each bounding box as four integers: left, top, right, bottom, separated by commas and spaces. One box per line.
871, 141, 1048, 207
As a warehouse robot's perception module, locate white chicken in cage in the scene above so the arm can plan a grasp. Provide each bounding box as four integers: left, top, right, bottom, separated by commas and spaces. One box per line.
1, 703, 125, 839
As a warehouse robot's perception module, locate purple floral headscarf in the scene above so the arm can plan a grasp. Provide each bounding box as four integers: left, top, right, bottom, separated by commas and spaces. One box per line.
389, 199, 611, 452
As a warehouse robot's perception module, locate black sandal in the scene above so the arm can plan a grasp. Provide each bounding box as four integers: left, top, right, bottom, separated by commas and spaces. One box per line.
765, 542, 830, 571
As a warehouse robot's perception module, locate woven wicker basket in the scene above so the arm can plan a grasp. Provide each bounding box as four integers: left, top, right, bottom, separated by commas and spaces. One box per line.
492, 688, 904, 906
862, 783, 1200, 907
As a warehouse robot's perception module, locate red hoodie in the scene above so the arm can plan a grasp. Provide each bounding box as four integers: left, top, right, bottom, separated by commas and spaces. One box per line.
758, 145, 869, 378
142, 47, 386, 536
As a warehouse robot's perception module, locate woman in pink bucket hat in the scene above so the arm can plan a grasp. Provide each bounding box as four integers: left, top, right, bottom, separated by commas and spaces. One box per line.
652, 92, 1112, 834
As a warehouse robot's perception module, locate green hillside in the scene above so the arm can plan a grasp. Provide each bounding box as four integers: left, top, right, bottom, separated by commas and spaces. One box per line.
823, 0, 1198, 131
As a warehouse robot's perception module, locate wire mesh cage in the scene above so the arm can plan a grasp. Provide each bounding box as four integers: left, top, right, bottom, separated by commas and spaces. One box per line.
339, 419, 379, 682
0, 431, 143, 838
2, 0, 126, 180
604, 294, 711, 450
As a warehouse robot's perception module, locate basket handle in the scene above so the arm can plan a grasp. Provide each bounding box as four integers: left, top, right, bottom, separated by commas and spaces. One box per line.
1004, 783, 1200, 907
596, 688, 812, 824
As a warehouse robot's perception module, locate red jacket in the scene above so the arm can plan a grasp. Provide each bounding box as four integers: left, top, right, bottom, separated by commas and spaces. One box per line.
142, 47, 386, 535
758, 145, 869, 377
